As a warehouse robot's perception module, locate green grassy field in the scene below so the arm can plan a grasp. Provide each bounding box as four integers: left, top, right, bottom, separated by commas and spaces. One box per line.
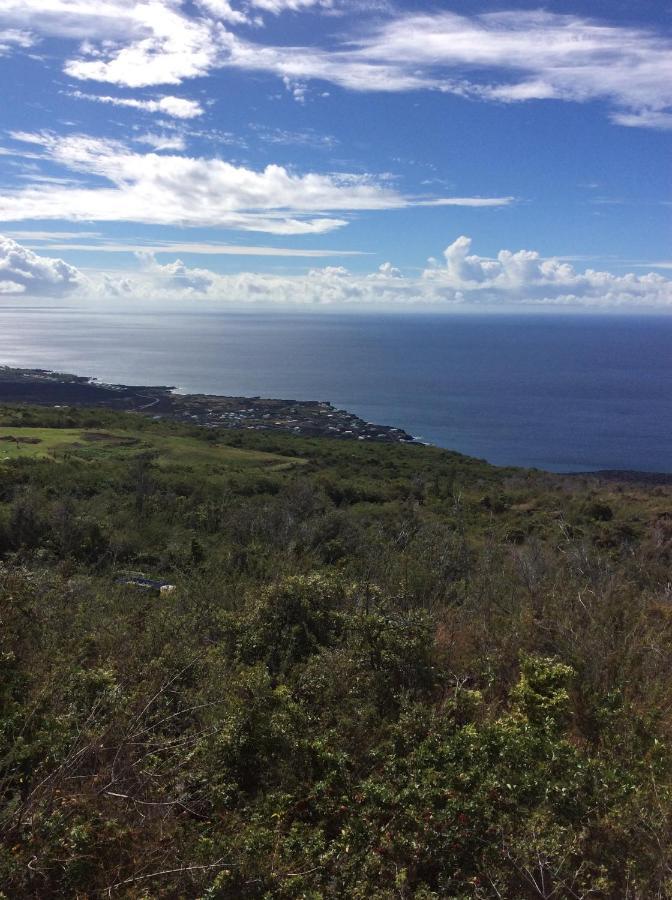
0, 427, 85, 459
0, 426, 302, 470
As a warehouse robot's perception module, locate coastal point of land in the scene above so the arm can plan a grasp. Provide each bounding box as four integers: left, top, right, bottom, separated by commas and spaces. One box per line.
0, 366, 417, 444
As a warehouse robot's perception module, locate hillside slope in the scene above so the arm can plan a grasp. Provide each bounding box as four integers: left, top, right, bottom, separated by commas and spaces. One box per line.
1, 404, 671, 898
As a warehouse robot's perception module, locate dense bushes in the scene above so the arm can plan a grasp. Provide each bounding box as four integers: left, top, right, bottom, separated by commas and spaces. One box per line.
0, 408, 672, 896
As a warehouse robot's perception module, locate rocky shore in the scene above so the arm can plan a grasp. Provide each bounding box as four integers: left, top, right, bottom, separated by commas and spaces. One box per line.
0, 366, 417, 444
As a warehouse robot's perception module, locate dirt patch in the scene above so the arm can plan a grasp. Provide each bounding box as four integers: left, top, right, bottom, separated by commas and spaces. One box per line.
0, 435, 42, 445
82, 432, 140, 447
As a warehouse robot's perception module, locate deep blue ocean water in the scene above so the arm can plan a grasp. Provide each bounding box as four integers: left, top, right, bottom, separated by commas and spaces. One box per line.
1, 305, 671, 473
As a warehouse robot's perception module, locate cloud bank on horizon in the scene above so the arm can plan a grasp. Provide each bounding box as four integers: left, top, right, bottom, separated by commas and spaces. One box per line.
0, 0, 670, 309
0, 234, 85, 296
1, 233, 670, 308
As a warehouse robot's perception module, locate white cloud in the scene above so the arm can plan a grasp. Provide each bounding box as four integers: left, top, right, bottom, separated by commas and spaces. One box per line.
3, 230, 103, 241
420, 236, 672, 307
0, 280, 24, 294
69, 91, 203, 119
155, 236, 672, 308
2, 3, 670, 126
224, 34, 436, 93
97, 255, 423, 305
0, 0, 226, 87
194, 0, 247, 24
251, 124, 338, 149
246, 0, 332, 13
137, 251, 216, 292
65, 4, 229, 89
221, 10, 672, 127
349, 12, 672, 114
0, 0, 171, 43
0, 234, 86, 296
94, 244, 672, 308
23, 239, 366, 257
0, 28, 33, 55
3, 0, 225, 89
2, 232, 671, 307
419, 198, 514, 208
0, 132, 511, 234
610, 110, 672, 131
134, 132, 187, 150
282, 76, 308, 104
154, 96, 204, 119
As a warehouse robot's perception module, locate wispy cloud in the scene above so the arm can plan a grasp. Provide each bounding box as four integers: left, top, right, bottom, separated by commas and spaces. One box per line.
246, 0, 332, 14
26, 239, 368, 257
133, 132, 187, 151
68, 91, 204, 119
2, 3, 671, 127
610, 110, 672, 131
250, 124, 338, 149
0, 27, 33, 55
0, 132, 512, 234
225, 11, 672, 127
4, 230, 103, 241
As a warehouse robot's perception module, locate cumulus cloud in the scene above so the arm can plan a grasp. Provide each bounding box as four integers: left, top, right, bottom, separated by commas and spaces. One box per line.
69, 91, 203, 119
0, 234, 86, 296
100, 257, 419, 306
421, 237, 672, 307
136, 251, 216, 292
83, 239, 672, 309
95, 247, 672, 308
0, 280, 24, 294
64, 20, 220, 88
0, 132, 510, 234
0, 0, 226, 88
2, 232, 671, 307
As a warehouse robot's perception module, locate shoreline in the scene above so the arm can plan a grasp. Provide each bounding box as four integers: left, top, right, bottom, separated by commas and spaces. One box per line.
1, 365, 671, 481
0, 365, 418, 445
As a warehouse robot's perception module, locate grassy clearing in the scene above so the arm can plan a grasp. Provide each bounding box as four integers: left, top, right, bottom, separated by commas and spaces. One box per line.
148, 434, 306, 470
0, 427, 85, 459
0, 426, 303, 469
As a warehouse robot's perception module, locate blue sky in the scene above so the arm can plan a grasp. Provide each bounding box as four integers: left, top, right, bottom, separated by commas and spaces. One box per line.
0, 0, 670, 309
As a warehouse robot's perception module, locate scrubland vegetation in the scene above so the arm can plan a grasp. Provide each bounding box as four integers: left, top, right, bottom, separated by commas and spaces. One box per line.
1, 404, 672, 898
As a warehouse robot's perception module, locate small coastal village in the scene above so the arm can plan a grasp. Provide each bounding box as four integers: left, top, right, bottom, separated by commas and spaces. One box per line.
0, 366, 417, 444
166, 392, 416, 442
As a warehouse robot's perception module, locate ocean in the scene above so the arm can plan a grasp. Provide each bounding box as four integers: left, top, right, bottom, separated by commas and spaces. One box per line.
1, 304, 671, 473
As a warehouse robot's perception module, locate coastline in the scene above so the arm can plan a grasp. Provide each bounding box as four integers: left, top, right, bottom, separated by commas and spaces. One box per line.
2, 364, 670, 482
0, 365, 418, 445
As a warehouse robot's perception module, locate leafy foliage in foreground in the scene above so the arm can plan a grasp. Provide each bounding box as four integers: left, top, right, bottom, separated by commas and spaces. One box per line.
1, 405, 672, 898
